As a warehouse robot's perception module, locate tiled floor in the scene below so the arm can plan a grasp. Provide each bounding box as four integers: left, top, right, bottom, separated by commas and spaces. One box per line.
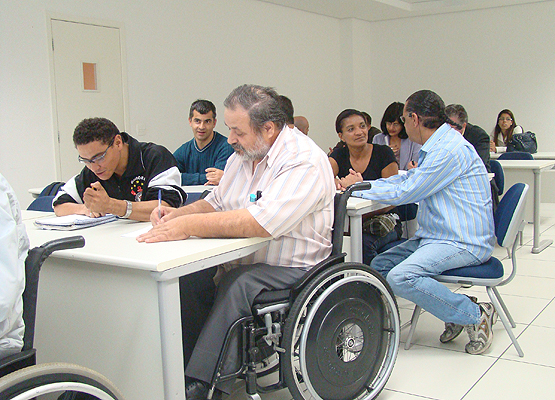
228, 204, 555, 400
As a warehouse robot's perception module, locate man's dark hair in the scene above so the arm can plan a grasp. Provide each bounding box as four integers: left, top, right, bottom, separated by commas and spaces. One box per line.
223, 85, 287, 133
73, 117, 120, 146
445, 104, 468, 129
279, 95, 295, 125
335, 109, 366, 134
405, 90, 447, 130
189, 99, 217, 119
380, 102, 408, 139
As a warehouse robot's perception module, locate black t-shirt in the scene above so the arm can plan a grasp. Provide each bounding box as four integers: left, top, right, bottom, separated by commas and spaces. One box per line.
53, 132, 186, 208
330, 144, 396, 180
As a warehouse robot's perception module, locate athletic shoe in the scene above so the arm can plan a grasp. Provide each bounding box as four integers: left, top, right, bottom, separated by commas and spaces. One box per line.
439, 295, 478, 343
465, 302, 495, 355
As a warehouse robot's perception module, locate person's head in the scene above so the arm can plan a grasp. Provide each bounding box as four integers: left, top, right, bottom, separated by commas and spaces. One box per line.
493, 109, 517, 145
402, 90, 447, 145
73, 117, 125, 180
188, 99, 217, 145
380, 102, 407, 139
279, 95, 295, 126
224, 84, 287, 162
294, 116, 309, 135
335, 109, 368, 147
361, 111, 372, 127
445, 104, 468, 134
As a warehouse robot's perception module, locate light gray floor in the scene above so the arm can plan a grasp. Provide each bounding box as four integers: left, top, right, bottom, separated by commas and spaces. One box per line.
228, 203, 555, 400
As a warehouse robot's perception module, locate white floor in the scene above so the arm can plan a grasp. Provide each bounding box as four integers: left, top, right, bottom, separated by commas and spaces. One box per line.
228, 203, 555, 400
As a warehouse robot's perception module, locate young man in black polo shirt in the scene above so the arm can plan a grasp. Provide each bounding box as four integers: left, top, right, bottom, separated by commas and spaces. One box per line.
53, 117, 185, 221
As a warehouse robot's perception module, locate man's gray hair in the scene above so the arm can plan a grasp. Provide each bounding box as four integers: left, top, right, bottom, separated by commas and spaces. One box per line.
405, 90, 447, 130
445, 104, 468, 125
224, 84, 287, 133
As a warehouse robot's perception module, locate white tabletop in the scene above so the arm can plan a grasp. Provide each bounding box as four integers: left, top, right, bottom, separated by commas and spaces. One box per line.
23, 211, 271, 273
491, 152, 555, 160
496, 159, 555, 170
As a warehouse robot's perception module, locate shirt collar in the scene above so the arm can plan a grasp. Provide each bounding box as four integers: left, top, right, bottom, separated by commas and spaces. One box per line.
420, 123, 451, 153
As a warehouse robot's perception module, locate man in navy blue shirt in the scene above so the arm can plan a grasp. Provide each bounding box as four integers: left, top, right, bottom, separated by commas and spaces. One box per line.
173, 100, 233, 185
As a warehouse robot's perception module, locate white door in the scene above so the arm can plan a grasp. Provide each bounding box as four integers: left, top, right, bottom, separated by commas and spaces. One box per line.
50, 19, 126, 181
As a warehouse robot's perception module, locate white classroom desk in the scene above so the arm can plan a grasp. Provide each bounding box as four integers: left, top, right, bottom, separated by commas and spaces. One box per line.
497, 160, 555, 253
23, 212, 271, 400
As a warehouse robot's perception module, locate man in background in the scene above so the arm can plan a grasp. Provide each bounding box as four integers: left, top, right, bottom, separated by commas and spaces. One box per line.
173, 100, 234, 186
294, 115, 309, 135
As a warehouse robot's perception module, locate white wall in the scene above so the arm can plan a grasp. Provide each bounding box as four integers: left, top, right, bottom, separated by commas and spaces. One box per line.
0, 0, 342, 206
355, 1, 555, 145
2, 0, 554, 207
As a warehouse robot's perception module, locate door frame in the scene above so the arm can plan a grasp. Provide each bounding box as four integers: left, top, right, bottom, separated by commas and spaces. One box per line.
46, 12, 130, 180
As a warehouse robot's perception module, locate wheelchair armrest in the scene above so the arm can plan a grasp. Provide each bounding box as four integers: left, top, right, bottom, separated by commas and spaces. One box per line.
39, 236, 85, 256
290, 253, 346, 298
0, 349, 36, 378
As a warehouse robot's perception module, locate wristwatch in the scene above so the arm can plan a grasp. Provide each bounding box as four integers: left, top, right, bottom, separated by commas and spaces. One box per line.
121, 200, 132, 219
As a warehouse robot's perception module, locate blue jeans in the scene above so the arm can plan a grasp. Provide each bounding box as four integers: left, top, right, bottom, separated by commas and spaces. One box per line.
371, 239, 481, 325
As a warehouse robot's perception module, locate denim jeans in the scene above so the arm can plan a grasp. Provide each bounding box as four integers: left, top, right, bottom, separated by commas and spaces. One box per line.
370, 239, 481, 325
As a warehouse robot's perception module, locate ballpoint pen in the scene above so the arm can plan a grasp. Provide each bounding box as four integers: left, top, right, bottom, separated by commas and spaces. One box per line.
158, 189, 162, 220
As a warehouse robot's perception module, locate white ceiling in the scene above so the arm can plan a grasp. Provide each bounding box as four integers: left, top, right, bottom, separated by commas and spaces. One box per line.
253, 0, 550, 22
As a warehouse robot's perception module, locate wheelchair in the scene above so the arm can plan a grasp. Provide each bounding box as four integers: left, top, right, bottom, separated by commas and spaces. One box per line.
0, 236, 125, 400
209, 182, 400, 400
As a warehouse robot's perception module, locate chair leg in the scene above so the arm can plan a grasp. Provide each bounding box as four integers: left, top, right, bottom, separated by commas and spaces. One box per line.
487, 287, 524, 357
404, 305, 422, 350
492, 287, 516, 328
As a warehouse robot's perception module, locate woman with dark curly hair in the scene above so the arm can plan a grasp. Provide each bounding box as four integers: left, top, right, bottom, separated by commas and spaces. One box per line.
373, 102, 421, 170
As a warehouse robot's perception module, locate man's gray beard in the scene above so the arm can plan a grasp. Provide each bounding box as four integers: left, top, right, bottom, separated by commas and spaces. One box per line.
232, 135, 270, 162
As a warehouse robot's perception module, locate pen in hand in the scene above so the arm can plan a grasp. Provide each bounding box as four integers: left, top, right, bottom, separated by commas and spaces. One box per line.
158, 189, 162, 220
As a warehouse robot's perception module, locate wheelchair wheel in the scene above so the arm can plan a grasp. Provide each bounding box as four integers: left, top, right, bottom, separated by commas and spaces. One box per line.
0, 362, 124, 400
282, 262, 400, 400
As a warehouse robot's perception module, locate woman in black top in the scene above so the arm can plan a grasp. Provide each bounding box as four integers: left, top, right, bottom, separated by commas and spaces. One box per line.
329, 109, 400, 265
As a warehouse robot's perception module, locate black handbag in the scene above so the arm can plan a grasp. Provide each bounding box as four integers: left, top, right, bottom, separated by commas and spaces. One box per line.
507, 131, 537, 154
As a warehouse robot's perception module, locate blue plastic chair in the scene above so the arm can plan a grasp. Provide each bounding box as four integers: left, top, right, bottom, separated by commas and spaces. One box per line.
27, 196, 55, 212
404, 183, 529, 357
489, 159, 505, 195
498, 151, 534, 160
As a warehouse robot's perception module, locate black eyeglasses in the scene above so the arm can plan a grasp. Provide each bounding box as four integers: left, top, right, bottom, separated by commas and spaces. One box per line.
78, 137, 115, 165
400, 113, 414, 124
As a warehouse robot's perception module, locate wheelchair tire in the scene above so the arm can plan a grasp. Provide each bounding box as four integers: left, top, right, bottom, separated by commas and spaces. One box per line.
282, 262, 400, 400
0, 362, 124, 400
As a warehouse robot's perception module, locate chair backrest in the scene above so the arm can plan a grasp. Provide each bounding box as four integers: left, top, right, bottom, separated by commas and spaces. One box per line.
39, 182, 65, 197
489, 159, 505, 195
21, 236, 85, 350
27, 195, 55, 212
498, 151, 534, 160
494, 183, 529, 248
331, 182, 372, 256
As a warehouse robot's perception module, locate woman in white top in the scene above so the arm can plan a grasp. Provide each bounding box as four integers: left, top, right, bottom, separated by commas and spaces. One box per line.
372, 102, 421, 170
490, 109, 523, 152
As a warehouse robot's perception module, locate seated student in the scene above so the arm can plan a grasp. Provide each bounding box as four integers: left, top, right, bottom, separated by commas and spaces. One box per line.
173, 100, 234, 186
328, 109, 400, 265
137, 84, 335, 400
362, 111, 382, 143
294, 115, 309, 135
490, 109, 523, 152
0, 173, 28, 359
53, 118, 185, 221
360, 90, 496, 355
373, 102, 421, 170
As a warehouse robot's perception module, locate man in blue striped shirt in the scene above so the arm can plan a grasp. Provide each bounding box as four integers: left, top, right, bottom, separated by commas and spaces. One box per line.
355, 90, 497, 355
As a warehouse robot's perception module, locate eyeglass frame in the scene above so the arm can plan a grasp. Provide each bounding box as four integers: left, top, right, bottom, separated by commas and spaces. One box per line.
78, 137, 116, 165
400, 113, 414, 124
498, 117, 513, 122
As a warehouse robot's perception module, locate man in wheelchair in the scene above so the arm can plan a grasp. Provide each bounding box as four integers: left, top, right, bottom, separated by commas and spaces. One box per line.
138, 84, 337, 399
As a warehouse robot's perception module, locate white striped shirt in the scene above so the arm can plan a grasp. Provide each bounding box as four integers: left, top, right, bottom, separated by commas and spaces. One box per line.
356, 123, 495, 262
205, 126, 335, 269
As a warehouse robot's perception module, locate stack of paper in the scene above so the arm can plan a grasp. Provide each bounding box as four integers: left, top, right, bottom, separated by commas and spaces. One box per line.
34, 214, 118, 230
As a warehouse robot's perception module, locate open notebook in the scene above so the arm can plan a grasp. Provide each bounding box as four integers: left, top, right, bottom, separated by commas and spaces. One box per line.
34, 214, 118, 230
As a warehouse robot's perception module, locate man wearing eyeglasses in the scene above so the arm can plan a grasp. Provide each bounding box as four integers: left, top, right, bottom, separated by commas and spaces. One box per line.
356, 90, 496, 355
53, 117, 185, 221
